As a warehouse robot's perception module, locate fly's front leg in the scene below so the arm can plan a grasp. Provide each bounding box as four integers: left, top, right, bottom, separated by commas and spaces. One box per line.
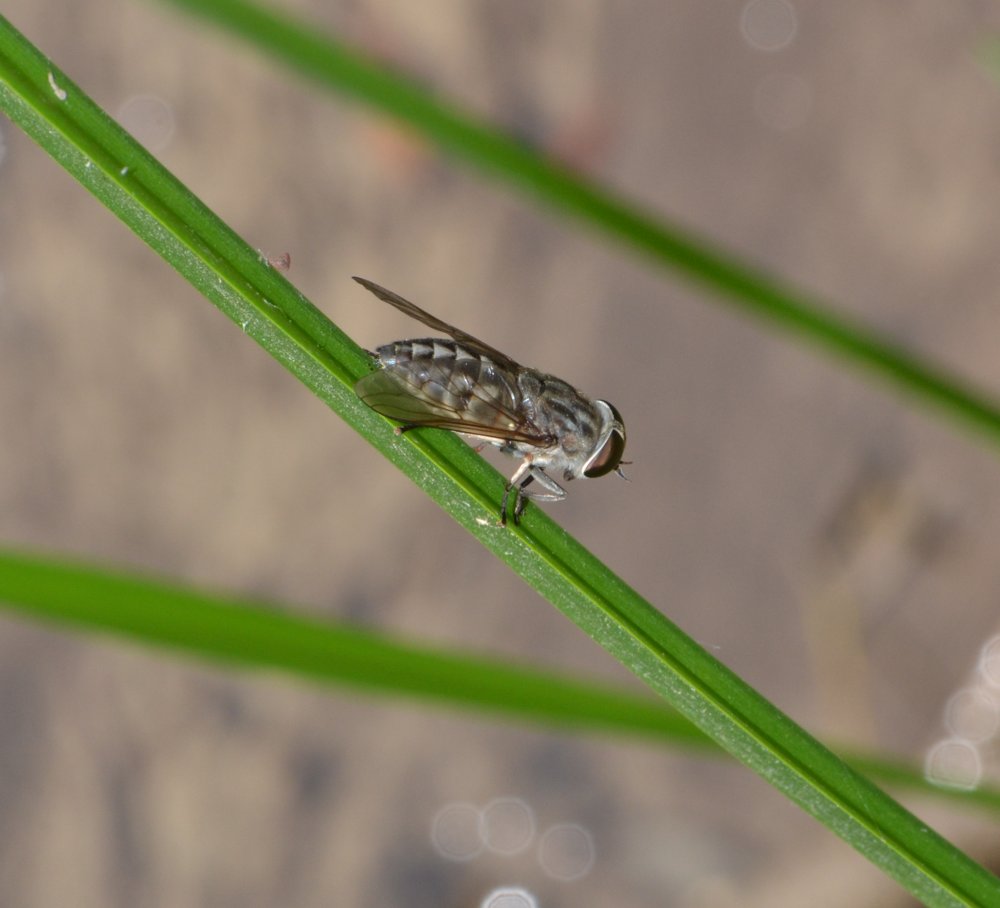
512, 475, 535, 524
523, 468, 566, 502
501, 459, 535, 527
512, 470, 567, 524
501, 461, 566, 526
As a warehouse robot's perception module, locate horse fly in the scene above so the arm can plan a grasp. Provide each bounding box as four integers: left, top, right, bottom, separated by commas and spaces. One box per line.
353, 277, 627, 526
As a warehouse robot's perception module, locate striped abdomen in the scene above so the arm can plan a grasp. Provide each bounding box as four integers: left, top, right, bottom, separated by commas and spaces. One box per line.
365, 339, 525, 434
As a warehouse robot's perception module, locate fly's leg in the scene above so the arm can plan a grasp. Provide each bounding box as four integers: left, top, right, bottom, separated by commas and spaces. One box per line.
512, 475, 534, 524
500, 461, 567, 526
501, 460, 535, 527
500, 479, 530, 527
523, 469, 567, 502
502, 476, 534, 526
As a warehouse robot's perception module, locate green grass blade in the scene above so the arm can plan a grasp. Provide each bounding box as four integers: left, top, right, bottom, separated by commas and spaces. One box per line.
0, 550, 710, 744
154, 0, 1000, 448
1, 16, 997, 906
2, 548, 1000, 819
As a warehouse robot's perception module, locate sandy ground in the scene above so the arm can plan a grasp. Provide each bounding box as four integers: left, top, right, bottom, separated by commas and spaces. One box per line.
2, 2, 1000, 906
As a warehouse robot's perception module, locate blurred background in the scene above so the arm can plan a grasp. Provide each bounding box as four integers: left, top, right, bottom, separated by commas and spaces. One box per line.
3, 1, 1000, 905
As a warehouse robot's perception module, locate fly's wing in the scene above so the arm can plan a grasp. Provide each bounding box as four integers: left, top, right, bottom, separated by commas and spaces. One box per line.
353, 277, 523, 372
355, 367, 552, 445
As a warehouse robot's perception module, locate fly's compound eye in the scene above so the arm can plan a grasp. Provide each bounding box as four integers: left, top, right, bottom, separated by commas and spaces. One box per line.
583, 401, 626, 479
584, 427, 626, 478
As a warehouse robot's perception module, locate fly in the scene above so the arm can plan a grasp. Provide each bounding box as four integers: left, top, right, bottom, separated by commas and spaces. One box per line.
353, 277, 627, 525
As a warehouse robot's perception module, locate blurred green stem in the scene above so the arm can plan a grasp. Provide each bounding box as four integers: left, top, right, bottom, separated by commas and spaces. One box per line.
157, 0, 1000, 448
2, 549, 999, 819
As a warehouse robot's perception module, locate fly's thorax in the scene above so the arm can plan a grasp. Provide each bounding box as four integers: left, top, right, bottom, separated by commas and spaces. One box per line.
512, 372, 626, 480
516, 370, 607, 473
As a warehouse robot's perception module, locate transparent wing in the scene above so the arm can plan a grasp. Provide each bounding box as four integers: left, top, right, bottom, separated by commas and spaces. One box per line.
355, 368, 552, 445
353, 277, 523, 372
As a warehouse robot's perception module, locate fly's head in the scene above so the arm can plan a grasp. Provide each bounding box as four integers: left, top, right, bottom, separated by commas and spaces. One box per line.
579, 400, 627, 481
